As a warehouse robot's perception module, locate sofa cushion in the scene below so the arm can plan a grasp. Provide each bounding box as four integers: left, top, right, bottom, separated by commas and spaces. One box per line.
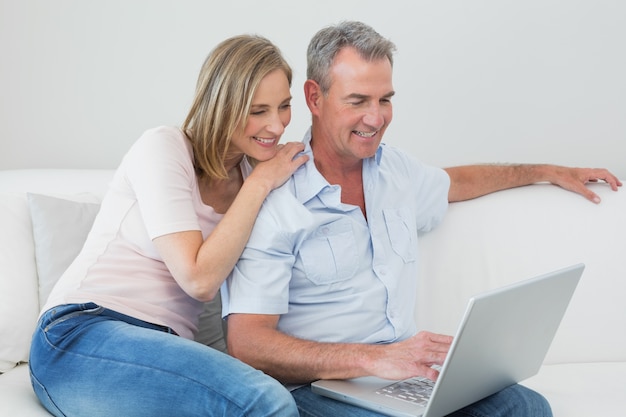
0, 365, 53, 416
28, 193, 101, 309
25, 192, 226, 352
0, 194, 39, 372
522, 362, 626, 417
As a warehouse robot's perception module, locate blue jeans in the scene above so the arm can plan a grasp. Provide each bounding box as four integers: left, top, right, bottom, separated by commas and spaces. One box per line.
29, 303, 298, 417
292, 383, 552, 417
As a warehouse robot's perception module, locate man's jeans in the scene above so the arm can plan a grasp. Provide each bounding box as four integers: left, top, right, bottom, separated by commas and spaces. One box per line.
292, 382, 552, 417
29, 303, 297, 417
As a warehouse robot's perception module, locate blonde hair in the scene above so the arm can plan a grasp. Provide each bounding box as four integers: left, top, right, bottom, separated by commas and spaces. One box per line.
182, 35, 292, 179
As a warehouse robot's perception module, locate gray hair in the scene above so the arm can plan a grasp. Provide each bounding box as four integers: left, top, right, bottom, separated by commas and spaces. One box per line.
306, 21, 397, 94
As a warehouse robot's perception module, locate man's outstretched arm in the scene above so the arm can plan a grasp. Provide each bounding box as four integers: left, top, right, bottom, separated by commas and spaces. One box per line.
445, 164, 622, 203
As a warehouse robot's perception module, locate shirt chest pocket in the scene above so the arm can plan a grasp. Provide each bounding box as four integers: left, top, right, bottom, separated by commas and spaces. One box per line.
298, 219, 358, 285
383, 208, 417, 263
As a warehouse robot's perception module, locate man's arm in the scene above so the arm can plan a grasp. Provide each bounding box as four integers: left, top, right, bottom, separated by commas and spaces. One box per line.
227, 313, 452, 384
445, 164, 622, 203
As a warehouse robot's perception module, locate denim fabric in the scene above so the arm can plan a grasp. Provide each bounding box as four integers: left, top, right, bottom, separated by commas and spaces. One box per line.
292, 383, 552, 417
29, 303, 297, 417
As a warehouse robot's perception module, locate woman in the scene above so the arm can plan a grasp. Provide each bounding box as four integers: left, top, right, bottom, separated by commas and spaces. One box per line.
29, 35, 307, 416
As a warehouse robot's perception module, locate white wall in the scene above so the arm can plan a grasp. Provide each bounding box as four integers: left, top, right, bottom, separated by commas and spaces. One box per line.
1, 0, 625, 177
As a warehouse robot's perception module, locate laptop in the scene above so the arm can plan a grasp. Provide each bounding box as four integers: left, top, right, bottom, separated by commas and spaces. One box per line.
311, 263, 584, 417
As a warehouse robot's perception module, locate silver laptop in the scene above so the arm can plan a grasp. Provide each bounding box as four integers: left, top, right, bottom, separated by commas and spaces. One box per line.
311, 263, 584, 417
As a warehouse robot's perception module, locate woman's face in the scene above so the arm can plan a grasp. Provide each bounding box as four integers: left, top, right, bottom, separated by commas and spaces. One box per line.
230, 69, 292, 162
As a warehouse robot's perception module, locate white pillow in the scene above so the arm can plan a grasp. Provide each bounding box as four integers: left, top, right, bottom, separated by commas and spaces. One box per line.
0, 194, 40, 372
27, 193, 101, 308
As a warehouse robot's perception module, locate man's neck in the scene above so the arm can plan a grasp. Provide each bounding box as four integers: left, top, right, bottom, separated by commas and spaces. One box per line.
311, 136, 366, 217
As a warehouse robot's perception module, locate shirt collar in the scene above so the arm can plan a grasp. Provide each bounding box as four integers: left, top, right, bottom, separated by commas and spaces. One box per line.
293, 128, 384, 205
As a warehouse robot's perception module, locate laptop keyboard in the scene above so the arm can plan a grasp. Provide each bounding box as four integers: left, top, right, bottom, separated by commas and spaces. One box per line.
375, 377, 435, 405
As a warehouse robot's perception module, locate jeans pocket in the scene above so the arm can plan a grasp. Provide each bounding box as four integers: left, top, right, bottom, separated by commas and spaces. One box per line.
43, 304, 104, 331
41, 304, 104, 348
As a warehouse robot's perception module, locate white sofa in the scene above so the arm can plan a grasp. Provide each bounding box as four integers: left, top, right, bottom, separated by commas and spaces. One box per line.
1, 168, 625, 416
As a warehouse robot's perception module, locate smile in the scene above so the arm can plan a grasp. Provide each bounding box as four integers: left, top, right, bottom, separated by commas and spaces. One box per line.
253, 137, 276, 145
353, 130, 377, 138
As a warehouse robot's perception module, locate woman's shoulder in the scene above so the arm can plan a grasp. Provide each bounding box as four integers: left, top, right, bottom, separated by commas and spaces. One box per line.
116, 126, 194, 178
126, 126, 191, 158
137, 126, 187, 146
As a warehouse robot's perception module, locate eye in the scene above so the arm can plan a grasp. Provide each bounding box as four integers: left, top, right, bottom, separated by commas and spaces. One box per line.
250, 109, 266, 116
280, 103, 291, 110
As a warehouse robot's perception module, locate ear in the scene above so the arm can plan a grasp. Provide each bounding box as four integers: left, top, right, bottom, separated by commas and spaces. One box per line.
304, 79, 322, 115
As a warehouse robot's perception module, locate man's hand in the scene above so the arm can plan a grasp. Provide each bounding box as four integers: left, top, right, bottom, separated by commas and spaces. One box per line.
228, 313, 454, 384
366, 331, 453, 382
546, 166, 622, 204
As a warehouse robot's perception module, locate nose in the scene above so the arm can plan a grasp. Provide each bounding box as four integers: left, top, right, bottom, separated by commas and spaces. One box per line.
363, 103, 385, 129
266, 110, 288, 136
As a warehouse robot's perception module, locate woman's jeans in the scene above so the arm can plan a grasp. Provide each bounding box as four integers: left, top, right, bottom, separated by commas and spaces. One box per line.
292, 383, 553, 417
29, 303, 297, 417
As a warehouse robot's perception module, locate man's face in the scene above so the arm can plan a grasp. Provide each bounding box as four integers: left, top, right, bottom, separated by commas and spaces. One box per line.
313, 47, 394, 164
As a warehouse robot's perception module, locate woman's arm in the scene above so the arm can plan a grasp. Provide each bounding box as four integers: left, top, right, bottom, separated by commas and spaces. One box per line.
154, 142, 308, 302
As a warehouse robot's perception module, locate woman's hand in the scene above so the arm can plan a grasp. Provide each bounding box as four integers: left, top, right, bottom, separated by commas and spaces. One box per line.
248, 142, 309, 192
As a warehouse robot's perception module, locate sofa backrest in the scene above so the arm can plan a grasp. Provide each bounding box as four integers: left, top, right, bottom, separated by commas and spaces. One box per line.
417, 182, 626, 365
2, 169, 625, 372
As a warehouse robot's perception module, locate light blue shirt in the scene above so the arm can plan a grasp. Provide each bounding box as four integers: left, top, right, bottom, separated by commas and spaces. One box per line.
222, 129, 450, 344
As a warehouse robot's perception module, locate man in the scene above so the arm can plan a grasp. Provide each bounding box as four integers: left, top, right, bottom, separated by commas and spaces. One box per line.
222, 21, 621, 416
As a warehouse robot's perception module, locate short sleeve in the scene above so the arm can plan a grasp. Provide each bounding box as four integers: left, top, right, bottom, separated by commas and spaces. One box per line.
121, 126, 200, 239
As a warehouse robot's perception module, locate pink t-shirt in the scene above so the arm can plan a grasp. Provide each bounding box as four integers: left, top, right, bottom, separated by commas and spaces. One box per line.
43, 126, 251, 339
